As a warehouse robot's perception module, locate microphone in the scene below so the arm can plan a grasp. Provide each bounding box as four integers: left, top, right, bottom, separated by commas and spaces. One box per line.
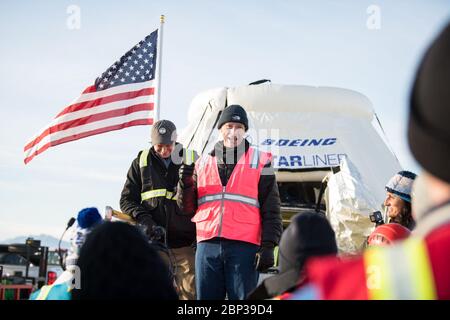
66, 217, 76, 230
58, 217, 76, 270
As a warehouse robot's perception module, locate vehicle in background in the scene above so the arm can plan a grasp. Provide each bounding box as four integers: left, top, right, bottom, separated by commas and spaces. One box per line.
0, 238, 65, 296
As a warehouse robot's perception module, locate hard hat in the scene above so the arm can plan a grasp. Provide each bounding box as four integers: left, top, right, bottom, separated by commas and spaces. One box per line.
367, 223, 411, 246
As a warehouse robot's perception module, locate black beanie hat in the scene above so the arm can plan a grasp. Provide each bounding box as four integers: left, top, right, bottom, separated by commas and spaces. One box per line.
217, 105, 249, 131
278, 211, 338, 273
408, 22, 450, 183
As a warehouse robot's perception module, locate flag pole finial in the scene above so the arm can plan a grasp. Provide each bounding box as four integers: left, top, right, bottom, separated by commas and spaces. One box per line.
160, 15, 165, 23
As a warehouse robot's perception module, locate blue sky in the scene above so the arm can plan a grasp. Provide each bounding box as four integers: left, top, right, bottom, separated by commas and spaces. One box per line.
0, 0, 449, 240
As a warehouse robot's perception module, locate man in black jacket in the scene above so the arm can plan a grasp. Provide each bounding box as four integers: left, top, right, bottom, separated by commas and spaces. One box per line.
120, 120, 196, 300
177, 105, 283, 300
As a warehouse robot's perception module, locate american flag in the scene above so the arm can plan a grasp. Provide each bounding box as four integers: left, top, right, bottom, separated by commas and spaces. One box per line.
24, 29, 159, 164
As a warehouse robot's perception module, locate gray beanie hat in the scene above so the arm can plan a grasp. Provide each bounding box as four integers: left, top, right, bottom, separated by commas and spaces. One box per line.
385, 170, 417, 203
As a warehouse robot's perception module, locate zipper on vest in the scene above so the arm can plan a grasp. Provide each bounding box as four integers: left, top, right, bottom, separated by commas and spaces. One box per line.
218, 186, 226, 237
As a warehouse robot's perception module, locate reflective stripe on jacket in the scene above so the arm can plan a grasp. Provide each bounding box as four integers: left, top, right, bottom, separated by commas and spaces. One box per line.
139, 148, 196, 202
363, 237, 437, 300
296, 236, 440, 300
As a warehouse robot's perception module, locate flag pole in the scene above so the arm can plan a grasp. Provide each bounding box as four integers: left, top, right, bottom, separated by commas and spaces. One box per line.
154, 14, 165, 122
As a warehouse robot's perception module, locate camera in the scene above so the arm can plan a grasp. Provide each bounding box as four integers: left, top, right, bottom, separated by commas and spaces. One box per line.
369, 211, 385, 226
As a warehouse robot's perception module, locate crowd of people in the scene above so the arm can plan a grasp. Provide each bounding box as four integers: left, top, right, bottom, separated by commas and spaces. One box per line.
31, 21, 449, 300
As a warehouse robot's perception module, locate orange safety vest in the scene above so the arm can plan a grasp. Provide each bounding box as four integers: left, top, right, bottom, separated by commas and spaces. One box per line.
192, 147, 271, 246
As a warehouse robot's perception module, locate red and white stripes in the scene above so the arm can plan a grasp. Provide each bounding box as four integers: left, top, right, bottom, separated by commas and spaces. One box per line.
24, 80, 155, 164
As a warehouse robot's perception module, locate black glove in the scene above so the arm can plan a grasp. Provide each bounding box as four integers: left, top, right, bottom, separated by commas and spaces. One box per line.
136, 214, 156, 238
255, 242, 275, 272
179, 163, 195, 187
150, 225, 166, 243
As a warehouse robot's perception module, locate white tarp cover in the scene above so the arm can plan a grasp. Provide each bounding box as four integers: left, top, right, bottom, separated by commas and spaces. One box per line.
326, 157, 381, 254
180, 82, 402, 253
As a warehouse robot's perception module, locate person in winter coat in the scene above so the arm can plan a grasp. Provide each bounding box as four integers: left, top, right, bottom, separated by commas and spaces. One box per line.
120, 120, 197, 300
177, 105, 283, 300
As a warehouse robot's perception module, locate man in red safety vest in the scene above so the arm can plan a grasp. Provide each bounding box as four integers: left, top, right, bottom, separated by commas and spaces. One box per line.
177, 104, 283, 300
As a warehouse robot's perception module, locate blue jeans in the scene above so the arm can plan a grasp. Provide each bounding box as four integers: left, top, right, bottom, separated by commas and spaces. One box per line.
195, 238, 259, 300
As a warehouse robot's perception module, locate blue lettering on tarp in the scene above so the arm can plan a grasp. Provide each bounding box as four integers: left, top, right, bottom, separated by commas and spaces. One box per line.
261, 139, 275, 146
323, 138, 337, 146
259, 138, 337, 147
337, 153, 347, 163
272, 153, 348, 168
308, 139, 322, 146
290, 156, 302, 166
276, 139, 289, 147
278, 156, 289, 167
288, 139, 302, 147
303, 155, 314, 167
327, 154, 337, 166
315, 154, 328, 166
